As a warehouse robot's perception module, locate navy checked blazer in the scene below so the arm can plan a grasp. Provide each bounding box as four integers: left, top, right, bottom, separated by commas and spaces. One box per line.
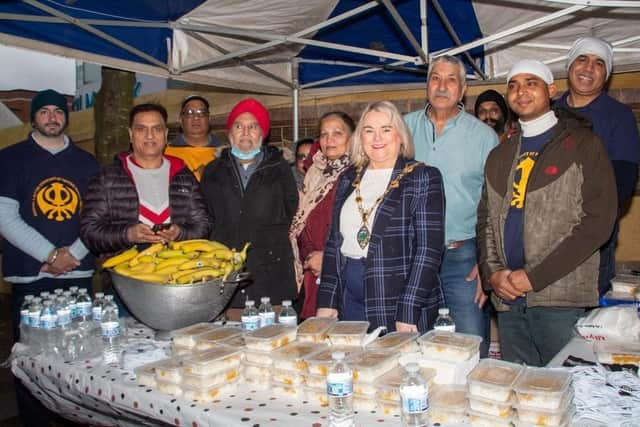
317, 156, 445, 333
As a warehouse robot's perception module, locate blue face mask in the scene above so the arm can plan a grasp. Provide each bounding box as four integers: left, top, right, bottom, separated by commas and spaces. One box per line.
231, 146, 261, 160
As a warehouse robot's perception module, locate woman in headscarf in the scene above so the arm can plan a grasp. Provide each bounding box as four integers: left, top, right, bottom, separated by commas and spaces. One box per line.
290, 112, 355, 320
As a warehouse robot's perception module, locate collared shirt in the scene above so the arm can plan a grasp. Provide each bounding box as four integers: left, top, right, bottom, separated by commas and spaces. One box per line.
405, 104, 498, 242
234, 150, 264, 189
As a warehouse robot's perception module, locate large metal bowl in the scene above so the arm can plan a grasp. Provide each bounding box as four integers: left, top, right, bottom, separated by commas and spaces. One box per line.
110, 270, 249, 333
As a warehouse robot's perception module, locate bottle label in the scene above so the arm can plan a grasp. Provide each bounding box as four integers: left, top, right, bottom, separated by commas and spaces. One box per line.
433, 324, 455, 333
20, 309, 29, 325
57, 309, 71, 326
101, 321, 120, 338
77, 302, 92, 316
241, 315, 260, 331
92, 307, 102, 321
69, 303, 78, 318
278, 315, 297, 326
400, 385, 428, 414
259, 312, 275, 327
28, 313, 40, 328
327, 372, 353, 397
40, 314, 58, 330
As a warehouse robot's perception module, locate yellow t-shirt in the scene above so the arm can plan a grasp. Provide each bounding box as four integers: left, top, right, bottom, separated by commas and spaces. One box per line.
164, 145, 216, 181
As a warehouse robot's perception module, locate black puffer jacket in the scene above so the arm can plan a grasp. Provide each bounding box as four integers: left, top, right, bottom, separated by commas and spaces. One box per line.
81, 153, 211, 255
200, 147, 299, 307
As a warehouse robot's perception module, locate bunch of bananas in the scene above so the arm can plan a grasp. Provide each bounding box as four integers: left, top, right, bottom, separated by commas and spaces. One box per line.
103, 240, 250, 285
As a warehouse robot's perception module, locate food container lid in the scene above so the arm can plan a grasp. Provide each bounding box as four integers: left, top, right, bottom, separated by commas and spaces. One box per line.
417, 330, 482, 355
182, 366, 241, 388
171, 322, 218, 340
297, 316, 337, 336
219, 334, 246, 348
468, 408, 514, 424
327, 321, 370, 341
514, 390, 573, 413
468, 358, 525, 389
243, 348, 274, 365
134, 359, 166, 377
374, 365, 436, 390
366, 331, 419, 351
512, 408, 573, 427
182, 345, 243, 367
513, 368, 572, 396
194, 326, 243, 344
594, 340, 640, 365
244, 324, 297, 340
272, 341, 327, 363
430, 384, 468, 410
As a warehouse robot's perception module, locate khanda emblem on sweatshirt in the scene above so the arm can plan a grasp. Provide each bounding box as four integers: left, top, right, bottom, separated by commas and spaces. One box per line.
511, 153, 537, 209
32, 177, 81, 222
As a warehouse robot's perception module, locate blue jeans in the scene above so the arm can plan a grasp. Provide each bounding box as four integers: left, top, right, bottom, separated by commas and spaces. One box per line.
439, 238, 490, 357
498, 305, 585, 366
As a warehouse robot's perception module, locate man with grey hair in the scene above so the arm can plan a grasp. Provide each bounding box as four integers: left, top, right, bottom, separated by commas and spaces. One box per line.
555, 36, 640, 296
405, 55, 498, 356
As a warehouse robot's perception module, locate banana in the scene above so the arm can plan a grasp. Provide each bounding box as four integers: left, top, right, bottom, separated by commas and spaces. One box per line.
177, 268, 223, 284
113, 262, 132, 276
129, 273, 171, 284
103, 246, 138, 268
171, 268, 201, 281
155, 265, 180, 275
156, 250, 185, 259
155, 257, 191, 271
178, 259, 221, 271
130, 243, 165, 266
205, 241, 231, 251
128, 262, 156, 273
137, 255, 155, 264
181, 241, 217, 253
212, 249, 233, 261
169, 239, 210, 250
233, 242, 251, 265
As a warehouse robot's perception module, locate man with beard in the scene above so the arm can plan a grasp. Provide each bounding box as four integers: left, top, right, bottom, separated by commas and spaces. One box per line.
0, 89, 99, 426
555, 37, 640, 296
475, 89, 511, 141
405, 56, 498, 356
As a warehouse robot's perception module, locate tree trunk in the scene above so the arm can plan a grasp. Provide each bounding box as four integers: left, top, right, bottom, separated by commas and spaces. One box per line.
93, 67, 135, 165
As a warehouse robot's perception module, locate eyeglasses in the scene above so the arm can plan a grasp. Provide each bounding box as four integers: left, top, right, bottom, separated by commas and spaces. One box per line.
231, 122, 261, 134
182, 108, 209, 118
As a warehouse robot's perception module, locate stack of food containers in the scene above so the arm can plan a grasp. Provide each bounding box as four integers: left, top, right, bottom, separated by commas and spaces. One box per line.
242, 324, 297, 391
181, 346, 244, 401
153, 357, 186, 396
193, 326, 243, 351
271, 341, 327, 398
417, 330, 482, 385
467, 359, 525, 426
171, 322, 220, 356
429, 384, 468, 425
366, 331, 420, 353
373, 365, 436, 416
349, 349, 399, 411
512, 368, 574, 427
593, 341, 640, 366
297, 317, 337, 344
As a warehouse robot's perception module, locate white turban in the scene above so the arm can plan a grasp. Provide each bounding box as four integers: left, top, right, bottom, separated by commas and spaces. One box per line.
566, 37, 613, 79
507, 60, 554, 85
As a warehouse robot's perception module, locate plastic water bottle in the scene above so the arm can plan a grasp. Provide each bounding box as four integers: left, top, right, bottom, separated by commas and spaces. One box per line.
101, 296, 121, 365
104, 295, 119, 318
433, 307, 455, 332
400, 363, 429, 427
92, 292, 105, 324
76, 288, 92, 322
278, 300, 298, 326
39, 300, 59, 356
55, 295, 75, 361
53, 288, 64, 297
258, 296, 275, 327
241, 300, 260, 331
65, 290, 78, 320
19, 295, 34, 344
327, 351, 354, 427
39, 291, 51, 301
28, 297, 43, 349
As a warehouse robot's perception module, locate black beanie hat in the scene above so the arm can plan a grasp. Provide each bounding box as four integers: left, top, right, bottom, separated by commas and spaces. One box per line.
30, 89, 69, 123
474, 89, 508, 120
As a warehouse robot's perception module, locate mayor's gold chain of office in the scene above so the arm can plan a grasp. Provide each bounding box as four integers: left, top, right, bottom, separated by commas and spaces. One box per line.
353, 162, 420, 249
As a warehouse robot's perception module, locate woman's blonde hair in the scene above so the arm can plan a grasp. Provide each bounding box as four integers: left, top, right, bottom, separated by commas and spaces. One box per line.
350, 101, 415, 168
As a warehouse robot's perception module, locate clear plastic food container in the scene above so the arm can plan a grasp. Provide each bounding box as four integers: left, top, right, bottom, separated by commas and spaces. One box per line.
353, 381, 377, 397
243, 324, 297, 351
514, 392, 573, 426
513, 411, 571, 427
271, 341, 328, 372
327, 321, 370, 346
468, 358, 525, 402
271, 367, 305, 386
419, 352, 479, 385
376, 398, 401, 417
611, 274, 640, 295
304, 346, 363, 376
374, 365, 436, 401
171, 322, 219, 348
182, 381, 238, 402
468, 394, 514, 418
182, 346, 243, 376
154, 357, 184, 384
244, 375, 271, 390
418, 330, 482, 361
156, 379, 183, 396
366, 331, 419, 352
219, 334, 246, 348
271, 382, 306, 398
194, 326, 244, 350
244, 348, 274, 366
303, 373, 326, 390
430, 384, 468, 423
354, 395, 378, 412
242, 358, 272, 378
170, 344, 193, 357
297, 317, 337, 343
304, 386, 329, 406
135, 361, 162, 387
513, 368, 572, 410
182, 366, 241, 389
468, 409, 514, 427
594, 340, 640, 366
349, 349, 398, 383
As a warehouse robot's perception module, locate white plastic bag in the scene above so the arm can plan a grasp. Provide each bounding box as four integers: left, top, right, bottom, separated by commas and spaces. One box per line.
575, 306, 640, 342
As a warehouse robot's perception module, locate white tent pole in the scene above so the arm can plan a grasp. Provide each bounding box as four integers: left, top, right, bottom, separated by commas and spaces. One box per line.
301, 60, 409, 89
21, 0, 168, 68
292, 58, 300, 142
379, 0, 428, 64
543, 0, 640, 6
175, 1, 381, 72
420, 0, 428, 56
438, 4, 586, 58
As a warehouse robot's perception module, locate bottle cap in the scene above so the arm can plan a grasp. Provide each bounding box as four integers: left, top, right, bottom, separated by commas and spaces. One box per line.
245, 299, 255, 307
282, 300, 291, 307
260, 296, 270, 303
34, 297, 42, 303
96, 292, 104, 298
438, 307, 450, 315
104, 295, 114, 301
78, 288, 87, 294
25, 295, 34, 300
405, 362, 419, 373
332, 351, 345, 360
